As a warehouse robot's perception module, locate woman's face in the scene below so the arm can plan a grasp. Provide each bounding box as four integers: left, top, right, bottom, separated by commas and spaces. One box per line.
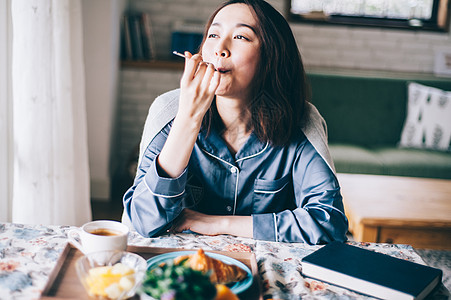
202, 3, 261, 100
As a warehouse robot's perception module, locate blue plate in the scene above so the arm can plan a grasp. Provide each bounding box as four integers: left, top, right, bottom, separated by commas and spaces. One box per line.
146, 251, 253, 294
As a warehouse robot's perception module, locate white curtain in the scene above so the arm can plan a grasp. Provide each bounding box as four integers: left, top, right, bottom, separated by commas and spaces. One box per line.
11, 0, 92, 226
0, 0, 12, 223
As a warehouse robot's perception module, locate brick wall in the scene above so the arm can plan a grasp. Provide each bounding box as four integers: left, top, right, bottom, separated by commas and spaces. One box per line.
128, 0, 450, 72
116, 0, 451, 174
118, 69, 182, 171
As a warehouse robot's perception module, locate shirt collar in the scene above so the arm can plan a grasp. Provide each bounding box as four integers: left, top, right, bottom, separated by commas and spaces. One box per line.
197, 125, 268, 164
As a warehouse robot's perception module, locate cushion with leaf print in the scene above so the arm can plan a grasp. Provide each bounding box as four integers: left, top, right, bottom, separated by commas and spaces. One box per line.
399, 82, 451, 152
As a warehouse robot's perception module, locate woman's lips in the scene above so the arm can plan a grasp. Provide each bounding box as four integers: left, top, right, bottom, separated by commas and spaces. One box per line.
217, 67, 230, 74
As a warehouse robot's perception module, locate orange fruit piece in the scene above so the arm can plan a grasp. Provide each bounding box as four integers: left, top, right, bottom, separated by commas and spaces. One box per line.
215, 284, 239, 300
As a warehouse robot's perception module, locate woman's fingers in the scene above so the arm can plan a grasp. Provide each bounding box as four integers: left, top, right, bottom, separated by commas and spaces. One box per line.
168, 211, 185, 233
181, 54, 219, 93
209, 68, 221, 94
180, 53, 202, 86
192, 62, 209, 86
170, 209, 222, 236
200, 63, 219, 94
178, 53, 220, 122
169, 209, 193, 233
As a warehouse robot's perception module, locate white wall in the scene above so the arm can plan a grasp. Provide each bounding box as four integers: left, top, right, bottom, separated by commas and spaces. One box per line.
118, 69, 182, 170
82, 0, 127, 200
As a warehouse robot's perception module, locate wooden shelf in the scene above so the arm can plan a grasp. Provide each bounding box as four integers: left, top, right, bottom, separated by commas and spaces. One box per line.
121, 61, 446, 81
121, 60, 184, 70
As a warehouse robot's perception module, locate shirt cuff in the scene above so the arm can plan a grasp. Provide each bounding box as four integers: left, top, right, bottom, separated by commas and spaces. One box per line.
252, 213, 277, 241
144, 159, 187, 198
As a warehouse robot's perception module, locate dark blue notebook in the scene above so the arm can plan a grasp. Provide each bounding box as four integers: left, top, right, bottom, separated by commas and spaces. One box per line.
301, 242, 442, 300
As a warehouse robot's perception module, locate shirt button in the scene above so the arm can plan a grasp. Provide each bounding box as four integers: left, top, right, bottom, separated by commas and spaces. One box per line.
226, 206, 232, 212
230, 167, 237, 173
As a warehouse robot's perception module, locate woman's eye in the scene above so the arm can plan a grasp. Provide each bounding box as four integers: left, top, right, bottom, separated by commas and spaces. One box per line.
208, 33, 218, 38
235, 35, 249, 41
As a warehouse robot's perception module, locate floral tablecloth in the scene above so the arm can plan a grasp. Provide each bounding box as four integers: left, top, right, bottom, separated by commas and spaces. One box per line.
0, 222, 449, 300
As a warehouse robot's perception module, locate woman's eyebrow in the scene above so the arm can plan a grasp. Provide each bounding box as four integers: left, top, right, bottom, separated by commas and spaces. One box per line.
237, 23, 257, 34
211, 22, 257, 34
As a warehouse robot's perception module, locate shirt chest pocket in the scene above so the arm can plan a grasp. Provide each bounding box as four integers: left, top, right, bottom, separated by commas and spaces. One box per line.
252, 174, 291, 213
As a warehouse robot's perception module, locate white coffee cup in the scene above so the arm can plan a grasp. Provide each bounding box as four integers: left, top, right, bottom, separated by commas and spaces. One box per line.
67, 220, 129, 255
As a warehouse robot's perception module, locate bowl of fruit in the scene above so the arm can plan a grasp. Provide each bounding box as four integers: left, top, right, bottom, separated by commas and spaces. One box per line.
75, 250, 147, 299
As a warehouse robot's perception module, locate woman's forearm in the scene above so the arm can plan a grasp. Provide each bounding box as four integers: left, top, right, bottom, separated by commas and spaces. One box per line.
220, 215, 253, 238
172, 209, 253, 238
157, 54, 219, 178
157, 114, 201, 178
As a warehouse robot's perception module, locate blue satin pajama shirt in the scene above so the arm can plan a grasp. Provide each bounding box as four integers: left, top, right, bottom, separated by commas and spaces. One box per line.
123, 120, 348, 244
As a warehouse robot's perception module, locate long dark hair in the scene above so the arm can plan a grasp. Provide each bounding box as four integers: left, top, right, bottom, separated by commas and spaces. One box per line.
200, 0, 310, 146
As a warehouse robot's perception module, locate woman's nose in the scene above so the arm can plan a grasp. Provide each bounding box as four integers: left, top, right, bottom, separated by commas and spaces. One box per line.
215, 47, 230, 58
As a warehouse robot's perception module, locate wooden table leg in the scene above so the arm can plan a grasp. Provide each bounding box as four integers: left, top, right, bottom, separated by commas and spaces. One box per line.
352, 224, 379, 243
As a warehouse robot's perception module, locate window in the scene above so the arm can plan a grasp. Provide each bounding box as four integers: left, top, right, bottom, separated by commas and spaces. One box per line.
288, 0, 450, 32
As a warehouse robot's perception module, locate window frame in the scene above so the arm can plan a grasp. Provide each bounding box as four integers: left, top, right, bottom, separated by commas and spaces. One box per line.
287, 0, 450, 32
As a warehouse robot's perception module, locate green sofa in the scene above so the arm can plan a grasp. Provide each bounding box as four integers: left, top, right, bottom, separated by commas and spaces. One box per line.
307, 69, 451, 180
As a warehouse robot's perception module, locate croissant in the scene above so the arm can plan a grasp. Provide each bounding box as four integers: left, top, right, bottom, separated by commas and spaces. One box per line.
173, 249, 247, 284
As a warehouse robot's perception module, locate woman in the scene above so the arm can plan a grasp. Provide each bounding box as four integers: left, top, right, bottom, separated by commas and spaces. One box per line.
123, 0, 348, 244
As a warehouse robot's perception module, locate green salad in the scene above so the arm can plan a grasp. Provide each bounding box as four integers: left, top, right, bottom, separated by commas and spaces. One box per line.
141, 259, 216, 300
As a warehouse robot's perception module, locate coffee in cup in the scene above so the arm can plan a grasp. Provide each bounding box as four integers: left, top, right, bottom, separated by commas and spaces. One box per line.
89, 228, 123, 236
67, 220, 129, 254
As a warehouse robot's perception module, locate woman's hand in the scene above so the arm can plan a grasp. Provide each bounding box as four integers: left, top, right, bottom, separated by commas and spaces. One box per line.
156, 53, 220, 178
178, 52, 221, 125
171, 209, 223, 236
170, 208, 253, 238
